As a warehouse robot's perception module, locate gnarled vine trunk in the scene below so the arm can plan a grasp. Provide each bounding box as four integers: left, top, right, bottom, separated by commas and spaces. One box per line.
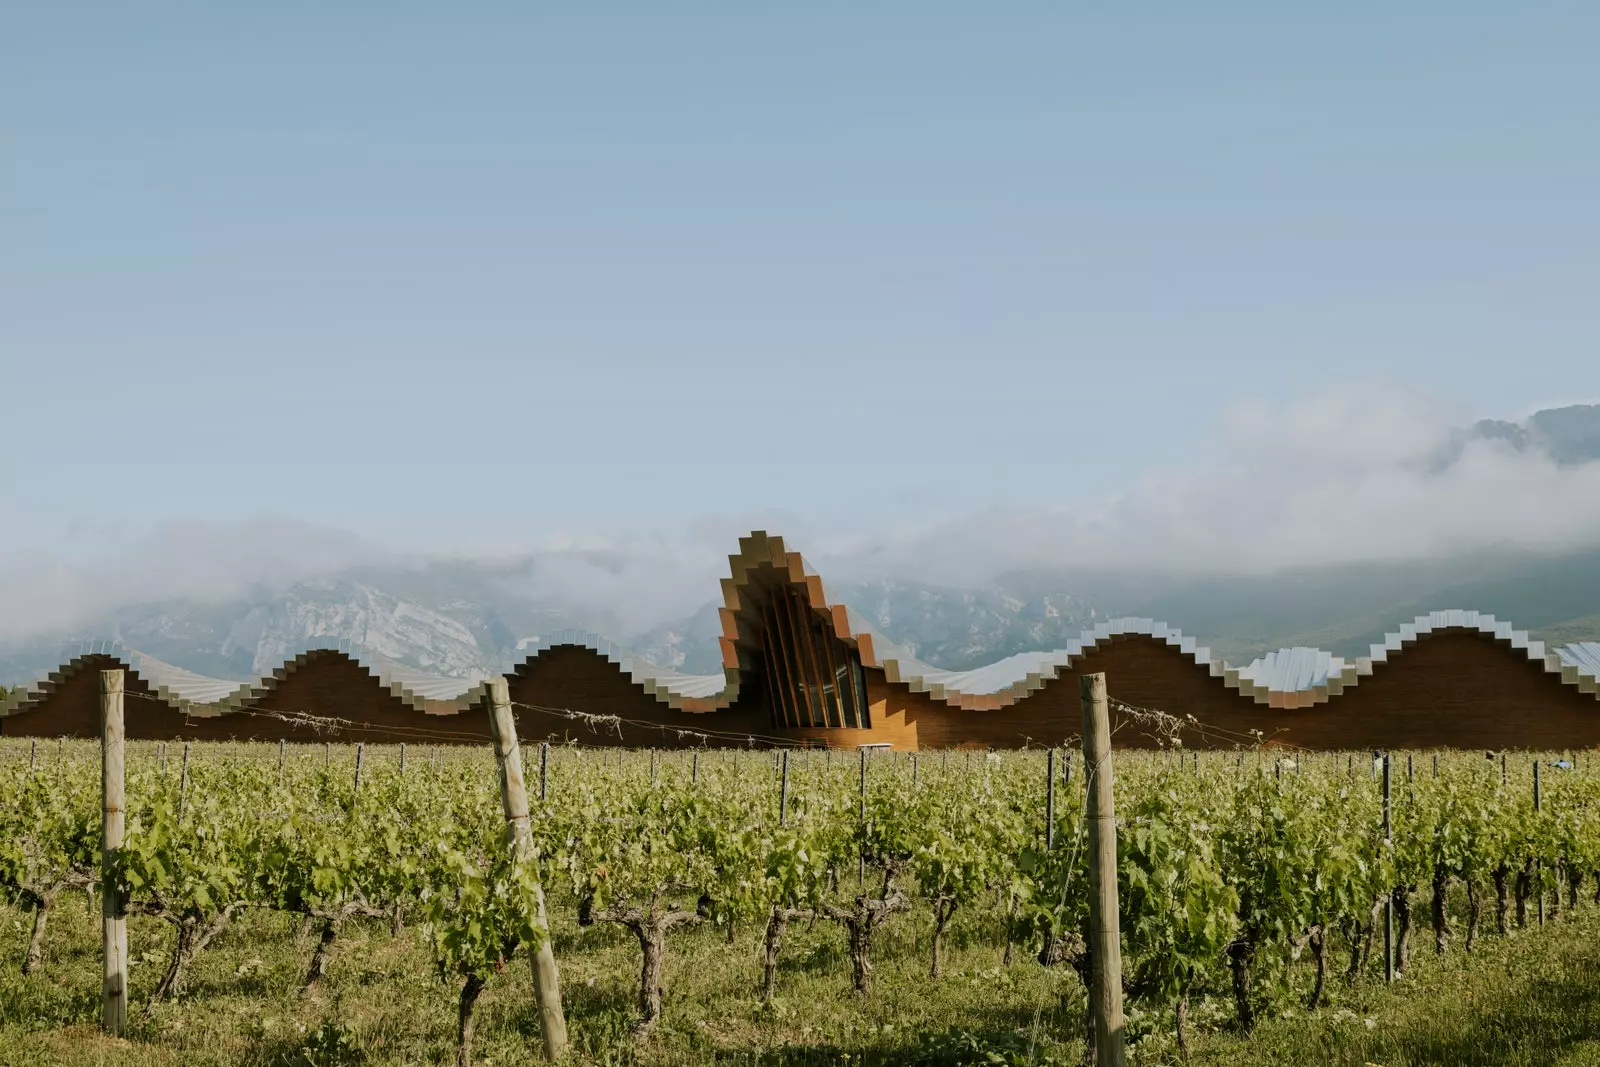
1392, 884, 1414, 975
150, 905, 239, 1002
456, 973, 485, 1067
22, 888, 56, 976
1227, 932, 1256, 1032
594, 897, 704, 1031
1431, 866, 1451, 955
761, 905, 812, 1004
303, 917, 341, 990
930, 896, 958, 979
1514, 863, 1531, 928
1465, 877, 1481, 951
823, 878, 910, 996
1493, 864, 1510, 935
1344, 917, 1367, 982
1306, 925, 1327, 1010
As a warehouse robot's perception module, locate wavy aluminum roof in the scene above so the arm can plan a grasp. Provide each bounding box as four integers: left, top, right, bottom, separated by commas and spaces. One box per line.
1558, 643, 1600, 686
1236, 647, 1348, 694
4, 535, 1599, 719
0, 637, 494, 718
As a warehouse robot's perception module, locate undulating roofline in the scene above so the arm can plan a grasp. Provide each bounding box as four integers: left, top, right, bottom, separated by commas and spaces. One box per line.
4, 532, 1598, 719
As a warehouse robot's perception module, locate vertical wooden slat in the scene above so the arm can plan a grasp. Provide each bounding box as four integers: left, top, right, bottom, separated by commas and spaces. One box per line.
812, 599, 847, 728
769, 586, 812, 728
758, 635, 788, 731
788, 583, 832, 728
780, 585, 819, 726
763, 596, 802, 729
851, 652, 872, 729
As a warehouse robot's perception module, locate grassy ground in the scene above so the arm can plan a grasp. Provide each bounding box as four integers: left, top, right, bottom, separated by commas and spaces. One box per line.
3, 886, 1600, 1066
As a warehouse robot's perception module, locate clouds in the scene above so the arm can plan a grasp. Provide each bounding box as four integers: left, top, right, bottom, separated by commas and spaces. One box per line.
0, 518, 386, 642
817, 390, 1600, 583
2, 391, 1598, 645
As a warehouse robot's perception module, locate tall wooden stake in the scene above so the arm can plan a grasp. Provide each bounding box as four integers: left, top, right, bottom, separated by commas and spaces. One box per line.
859, 747, 868, 889
482, 677, 568, 1060
399, 742, 407, 776
779, 750, 790, 827
178, 741, 191, 822
1045, 748, 1057, 850
540, 741, 549, 802
1081, 673, 1126, 1067
353, 742, 365, 792
100, 670, 128, 1036
1535, 760, 1545, 927
1383, 753, 1394, 983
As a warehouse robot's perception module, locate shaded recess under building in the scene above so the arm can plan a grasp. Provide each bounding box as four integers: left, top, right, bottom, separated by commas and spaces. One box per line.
4, 532, 1599, 750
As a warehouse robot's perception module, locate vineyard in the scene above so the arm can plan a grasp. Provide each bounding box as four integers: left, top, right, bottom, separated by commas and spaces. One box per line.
2, 733, 1598, 1066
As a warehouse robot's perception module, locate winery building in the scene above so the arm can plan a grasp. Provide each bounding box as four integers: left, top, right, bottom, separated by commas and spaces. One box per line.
4, 532, 1599, 751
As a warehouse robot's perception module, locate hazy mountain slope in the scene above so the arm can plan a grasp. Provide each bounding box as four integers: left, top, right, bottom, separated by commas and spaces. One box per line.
4, 549, 1597, 687
3, 405, 1596, 686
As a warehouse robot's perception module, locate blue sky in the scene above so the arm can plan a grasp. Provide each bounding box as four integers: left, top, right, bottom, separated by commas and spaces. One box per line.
3, 3, 1596, 564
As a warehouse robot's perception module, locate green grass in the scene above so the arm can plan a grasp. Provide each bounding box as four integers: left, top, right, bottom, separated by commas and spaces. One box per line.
5, 884, 1600, 1066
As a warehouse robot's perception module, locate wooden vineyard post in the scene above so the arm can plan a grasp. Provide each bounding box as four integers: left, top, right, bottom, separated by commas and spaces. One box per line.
178, 741, 191, 822
278, 738, 286, 780
354, 741, 365, 792
1081, 673, 1126, 1067
692, 749, 699, 784
859, 747, 868, 890
1383, 753, 1394, 983
779, 750, 790, 827
540, 741, 550, 802
1535, 760, 1544, 927
100, 670, 128, 1036
482, 677, 568, 1060
1045, 748, 1057, 850
399, 742, 407, 776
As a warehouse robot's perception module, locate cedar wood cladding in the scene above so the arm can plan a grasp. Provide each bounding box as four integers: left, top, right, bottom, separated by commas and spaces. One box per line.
5, 630, 1600, 750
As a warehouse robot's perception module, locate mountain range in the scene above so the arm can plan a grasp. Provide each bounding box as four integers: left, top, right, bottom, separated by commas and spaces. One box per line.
2, 405, 1597, 688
